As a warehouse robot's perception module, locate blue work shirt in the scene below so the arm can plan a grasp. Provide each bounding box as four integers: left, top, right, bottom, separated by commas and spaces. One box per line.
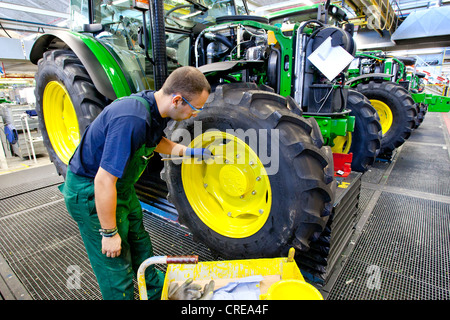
69, 91, 169, 179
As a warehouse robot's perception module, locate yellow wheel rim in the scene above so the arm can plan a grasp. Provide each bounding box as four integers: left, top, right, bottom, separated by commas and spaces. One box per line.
181, 131, 272, 238
370, 99, 393, 135
331, 132, 352, 154
43, 81, 80, 164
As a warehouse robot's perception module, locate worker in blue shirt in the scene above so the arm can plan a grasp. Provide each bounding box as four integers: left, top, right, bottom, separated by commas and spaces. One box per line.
59, 66, 211, 300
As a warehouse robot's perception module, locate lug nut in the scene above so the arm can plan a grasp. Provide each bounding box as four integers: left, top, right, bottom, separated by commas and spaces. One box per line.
252, 190, 257, 195
256, 176, 261, 181
227, 212, 232, 217
259, 209, 264, 214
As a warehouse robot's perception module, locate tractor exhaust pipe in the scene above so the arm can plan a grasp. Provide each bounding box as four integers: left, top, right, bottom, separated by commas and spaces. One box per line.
150, 0, 168, 90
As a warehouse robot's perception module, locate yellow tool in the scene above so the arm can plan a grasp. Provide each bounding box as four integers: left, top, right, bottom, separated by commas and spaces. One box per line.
152, 248, 323, 300
137, 255, 198, 300
160, 155, 223, 161
161, 156, 195, 161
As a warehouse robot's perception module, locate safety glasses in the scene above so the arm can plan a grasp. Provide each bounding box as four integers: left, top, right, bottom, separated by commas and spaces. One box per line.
174, 94, 204, 114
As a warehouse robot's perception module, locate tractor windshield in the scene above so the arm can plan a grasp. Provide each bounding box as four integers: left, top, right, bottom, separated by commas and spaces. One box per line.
69, 0, 248, 91
70, 0, 155, 91
164, 0, 248, 28
70, 0, 247, 33
267, 4, 347, 27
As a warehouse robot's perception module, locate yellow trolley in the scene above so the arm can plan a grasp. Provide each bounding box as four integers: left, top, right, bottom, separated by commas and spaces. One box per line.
138, 248, 323, 300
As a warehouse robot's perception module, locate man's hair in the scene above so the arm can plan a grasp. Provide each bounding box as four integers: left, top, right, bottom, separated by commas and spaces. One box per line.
162, 66, 211, 101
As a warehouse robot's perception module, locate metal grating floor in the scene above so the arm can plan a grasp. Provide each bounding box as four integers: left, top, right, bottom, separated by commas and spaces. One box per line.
0, 170, 219, 300
327, 193, 450, 299
0, 112, 449, 300
385, 143, 450, 196
325, 111, 450, 300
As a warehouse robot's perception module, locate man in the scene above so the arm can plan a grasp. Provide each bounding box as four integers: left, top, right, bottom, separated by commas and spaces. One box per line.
59, 66, 211, 300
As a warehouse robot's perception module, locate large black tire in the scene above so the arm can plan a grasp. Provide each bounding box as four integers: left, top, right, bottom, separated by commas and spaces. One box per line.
356, 81, 416, 157
346, 90, 382, 172
162, 83, 336, 259
413, 103, 426, 129
332, 90, 382, 172
34, 49, 108, 177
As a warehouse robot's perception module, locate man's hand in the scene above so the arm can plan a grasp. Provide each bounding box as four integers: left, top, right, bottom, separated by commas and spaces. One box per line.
95, 167, 121, 258
102, 233, 122, 258
184, 148, 213, 160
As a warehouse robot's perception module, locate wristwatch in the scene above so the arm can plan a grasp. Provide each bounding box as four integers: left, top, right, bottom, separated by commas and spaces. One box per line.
99, 227, 118, 237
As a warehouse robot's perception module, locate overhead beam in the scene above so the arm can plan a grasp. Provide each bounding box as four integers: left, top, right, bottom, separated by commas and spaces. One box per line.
253, 0, 314, 14
0, 18, 68, 33
0, 2, 69, 19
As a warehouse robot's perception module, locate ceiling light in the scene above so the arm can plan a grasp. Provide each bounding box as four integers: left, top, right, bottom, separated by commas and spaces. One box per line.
388, 48, 445, 56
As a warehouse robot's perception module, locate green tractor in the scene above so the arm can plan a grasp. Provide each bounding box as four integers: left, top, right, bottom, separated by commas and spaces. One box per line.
346, 50, 417, 158
348, 51, 450, 157
30, 0, 376, 266
405, 66, 428, 127
406, 66, 450, 114
196, 1, 381, 173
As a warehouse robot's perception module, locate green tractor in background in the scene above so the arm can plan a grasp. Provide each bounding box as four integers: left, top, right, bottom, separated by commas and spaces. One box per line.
193, 1, 381, 173
405, 65, 450, 114
29, 0, 378, 280
347, 50, 450, 158
405, 66, 428, 127
346, 51, 417, 159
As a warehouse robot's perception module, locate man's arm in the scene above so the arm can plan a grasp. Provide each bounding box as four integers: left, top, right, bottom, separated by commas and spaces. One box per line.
94, 167, 121, 258
154, 137, 187, 156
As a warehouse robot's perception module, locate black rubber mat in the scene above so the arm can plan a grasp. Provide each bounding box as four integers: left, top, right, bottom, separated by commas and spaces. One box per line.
326, 191, 450, 299
360, 161, 391, 185
386, 143, 450, 196
407, 112, 446, 145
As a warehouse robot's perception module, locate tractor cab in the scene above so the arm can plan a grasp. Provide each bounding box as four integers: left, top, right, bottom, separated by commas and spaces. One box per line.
68, 0, 250, 91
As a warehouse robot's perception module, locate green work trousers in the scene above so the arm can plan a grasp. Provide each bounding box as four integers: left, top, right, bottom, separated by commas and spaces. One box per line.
59, 168, 164, 300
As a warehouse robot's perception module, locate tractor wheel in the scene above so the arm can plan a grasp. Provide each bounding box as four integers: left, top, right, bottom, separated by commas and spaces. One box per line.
414, 103, 426, 128
356, 81, 416, 157
34, 49, 107, 177
162, 83, 336, 259
332, 90, 382, 172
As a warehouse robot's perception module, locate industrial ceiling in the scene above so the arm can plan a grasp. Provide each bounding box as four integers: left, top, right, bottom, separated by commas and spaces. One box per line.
0, 0, 449, 78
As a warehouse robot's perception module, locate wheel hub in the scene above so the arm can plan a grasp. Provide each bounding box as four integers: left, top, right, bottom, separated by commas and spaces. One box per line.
181, 130, 272, 238
370, 99, 393, 135
43, 81, 79, 164
331, 132, 352, 154
219, 165, 255, 197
